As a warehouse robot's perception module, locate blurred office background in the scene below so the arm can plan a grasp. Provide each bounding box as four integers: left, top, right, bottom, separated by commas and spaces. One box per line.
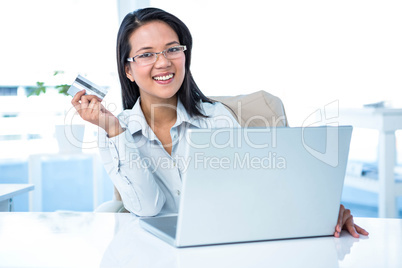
0, 0, 401, 217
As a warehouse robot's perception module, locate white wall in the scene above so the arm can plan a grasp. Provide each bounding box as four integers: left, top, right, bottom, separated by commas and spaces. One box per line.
150, 0, 402, 126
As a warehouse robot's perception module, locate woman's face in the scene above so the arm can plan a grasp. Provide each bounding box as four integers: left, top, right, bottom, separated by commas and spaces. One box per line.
125, 20, 186, 105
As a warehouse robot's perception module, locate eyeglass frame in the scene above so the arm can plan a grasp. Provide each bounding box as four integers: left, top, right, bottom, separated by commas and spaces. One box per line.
126, 45, 187, 65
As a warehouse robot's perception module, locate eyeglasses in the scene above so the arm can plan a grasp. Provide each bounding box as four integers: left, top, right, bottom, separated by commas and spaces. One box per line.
127, 45, 187, 66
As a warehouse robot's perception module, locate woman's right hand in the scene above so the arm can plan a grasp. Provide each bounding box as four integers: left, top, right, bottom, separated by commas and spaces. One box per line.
71, 89, 124, 137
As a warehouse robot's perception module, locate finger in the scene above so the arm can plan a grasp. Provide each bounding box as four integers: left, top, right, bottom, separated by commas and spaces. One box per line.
334, 230, 340, 238
84, 94, 102, 103
341, 209, 351, 226
90, 99, 103, 121
88, 97, 98, 111
355, 224, 369, 236
344, 216, 360, 238
84, 93, 103, 102
71, 89, 86, 108
336, 204, 345, 233
80, 95, 90, 110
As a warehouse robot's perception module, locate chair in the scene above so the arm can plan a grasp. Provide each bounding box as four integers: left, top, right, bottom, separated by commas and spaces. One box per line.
95, 90, 288, 212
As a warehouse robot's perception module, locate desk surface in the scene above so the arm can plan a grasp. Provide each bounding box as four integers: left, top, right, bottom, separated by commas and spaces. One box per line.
0, 184, 34, 202
0, 213, 400, 268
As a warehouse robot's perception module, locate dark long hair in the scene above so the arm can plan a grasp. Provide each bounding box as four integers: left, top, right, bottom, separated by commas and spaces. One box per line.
116, 8, 212, 117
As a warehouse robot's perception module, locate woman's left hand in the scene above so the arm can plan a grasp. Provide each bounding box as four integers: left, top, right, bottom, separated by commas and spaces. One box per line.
334, 204, 369, 238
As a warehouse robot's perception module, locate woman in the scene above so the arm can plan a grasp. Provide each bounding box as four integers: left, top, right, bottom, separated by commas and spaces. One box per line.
72, 7, 368, 238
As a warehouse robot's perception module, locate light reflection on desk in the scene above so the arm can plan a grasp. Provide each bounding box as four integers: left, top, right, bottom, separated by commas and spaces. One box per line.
100, 214, 354, 268
0, 213, 399, 268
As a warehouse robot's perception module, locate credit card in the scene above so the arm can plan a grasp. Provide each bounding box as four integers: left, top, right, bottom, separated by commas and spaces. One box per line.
67, 75, 108, 99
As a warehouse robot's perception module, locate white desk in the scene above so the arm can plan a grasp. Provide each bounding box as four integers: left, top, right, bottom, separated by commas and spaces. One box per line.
339, 108, 402, 218
0, 184, 34, 211
0, 212, 400, 268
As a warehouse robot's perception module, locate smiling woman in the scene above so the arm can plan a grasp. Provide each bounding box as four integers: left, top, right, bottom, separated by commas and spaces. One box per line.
71, 7, 240, 216
69, 7, 369, 239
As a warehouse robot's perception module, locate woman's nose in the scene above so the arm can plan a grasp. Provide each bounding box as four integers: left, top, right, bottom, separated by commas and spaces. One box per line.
154, 52, 171, 68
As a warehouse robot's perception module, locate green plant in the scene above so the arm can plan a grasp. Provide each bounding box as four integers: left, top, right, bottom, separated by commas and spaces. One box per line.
27, 71, 70, 97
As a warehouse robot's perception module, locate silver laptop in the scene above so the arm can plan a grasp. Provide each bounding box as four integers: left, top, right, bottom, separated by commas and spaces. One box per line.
140, 126, 353, 247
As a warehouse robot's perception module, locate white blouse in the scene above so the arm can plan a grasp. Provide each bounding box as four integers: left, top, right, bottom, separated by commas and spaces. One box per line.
98, 98, 240, 216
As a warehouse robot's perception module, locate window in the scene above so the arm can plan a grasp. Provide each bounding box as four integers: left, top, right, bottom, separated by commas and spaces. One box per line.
0, 0, 120, 158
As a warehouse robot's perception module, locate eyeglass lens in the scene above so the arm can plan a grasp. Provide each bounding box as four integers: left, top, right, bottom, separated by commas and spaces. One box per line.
135, 46, 185, 65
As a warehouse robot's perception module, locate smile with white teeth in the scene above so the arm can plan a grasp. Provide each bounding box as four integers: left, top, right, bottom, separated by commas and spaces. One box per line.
153, 74, 174, 81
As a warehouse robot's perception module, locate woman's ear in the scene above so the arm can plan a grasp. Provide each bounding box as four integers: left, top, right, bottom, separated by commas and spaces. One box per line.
125, 64, 135, 82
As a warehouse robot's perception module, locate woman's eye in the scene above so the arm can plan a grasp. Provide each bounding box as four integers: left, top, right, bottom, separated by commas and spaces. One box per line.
138, 53, 153, 58
167, 47, 180, 53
